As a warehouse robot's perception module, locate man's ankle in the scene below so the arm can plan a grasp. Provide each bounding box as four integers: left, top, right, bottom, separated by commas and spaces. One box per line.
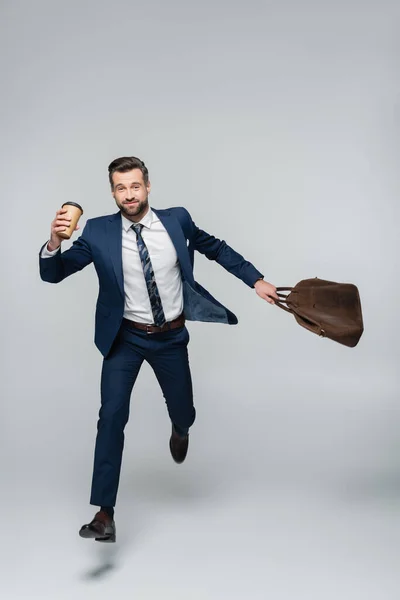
173, 423, 189, 438
100, 506, 114, 519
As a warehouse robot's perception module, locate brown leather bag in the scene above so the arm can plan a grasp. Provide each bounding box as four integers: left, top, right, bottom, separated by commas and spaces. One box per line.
274, 278, 364, 347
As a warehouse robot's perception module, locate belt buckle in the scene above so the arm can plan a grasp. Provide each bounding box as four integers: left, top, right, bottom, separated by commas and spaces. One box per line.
146, 324, 155, 335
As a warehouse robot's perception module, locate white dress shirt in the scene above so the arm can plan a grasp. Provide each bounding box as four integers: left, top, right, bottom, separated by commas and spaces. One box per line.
41, 208, 184, 324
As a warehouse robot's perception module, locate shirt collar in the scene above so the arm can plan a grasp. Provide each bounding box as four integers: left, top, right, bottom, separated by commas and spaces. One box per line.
121, 207, 155, 232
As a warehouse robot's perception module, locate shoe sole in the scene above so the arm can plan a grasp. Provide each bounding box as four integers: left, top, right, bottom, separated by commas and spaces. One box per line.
95, 534, 116, 543
79, 526, 116, 543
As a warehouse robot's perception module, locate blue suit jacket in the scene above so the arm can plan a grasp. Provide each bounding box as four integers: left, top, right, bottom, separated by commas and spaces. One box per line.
39, 207, 263, 357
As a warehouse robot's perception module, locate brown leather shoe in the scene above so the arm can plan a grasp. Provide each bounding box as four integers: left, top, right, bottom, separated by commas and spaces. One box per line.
169, 425, 189, 464
79, 510, 116, 543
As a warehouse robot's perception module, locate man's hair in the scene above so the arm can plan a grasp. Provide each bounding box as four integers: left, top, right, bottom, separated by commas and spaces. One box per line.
108, 156, 149, 188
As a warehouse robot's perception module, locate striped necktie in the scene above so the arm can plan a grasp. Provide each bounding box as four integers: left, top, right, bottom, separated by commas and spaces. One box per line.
131, 223, 166, 326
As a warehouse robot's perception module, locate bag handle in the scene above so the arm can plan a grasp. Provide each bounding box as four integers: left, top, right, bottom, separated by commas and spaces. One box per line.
273, 287, 297, 309
275, 288, 298, 299
274, 294, 324, 334
274, 299, 293, 314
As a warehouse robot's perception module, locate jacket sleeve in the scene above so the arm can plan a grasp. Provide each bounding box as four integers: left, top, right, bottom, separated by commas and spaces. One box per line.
185, 209, 264, 288
39, 219, 93, 283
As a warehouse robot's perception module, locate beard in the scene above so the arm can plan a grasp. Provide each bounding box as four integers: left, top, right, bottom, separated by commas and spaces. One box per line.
119, 196, 149, 221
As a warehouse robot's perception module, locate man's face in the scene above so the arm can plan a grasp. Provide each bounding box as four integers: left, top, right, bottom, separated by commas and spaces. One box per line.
111, 169, 151, 221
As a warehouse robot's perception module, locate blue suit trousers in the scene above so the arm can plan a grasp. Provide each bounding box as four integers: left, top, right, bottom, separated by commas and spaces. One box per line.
89, 321, 196, 507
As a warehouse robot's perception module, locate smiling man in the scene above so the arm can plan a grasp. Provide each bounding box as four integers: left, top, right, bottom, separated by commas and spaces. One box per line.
39, 156, 278, 543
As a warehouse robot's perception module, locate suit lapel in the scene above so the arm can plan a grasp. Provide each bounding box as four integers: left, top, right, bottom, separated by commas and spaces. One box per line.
153, 208, 194, 284
107, 212, 124, 299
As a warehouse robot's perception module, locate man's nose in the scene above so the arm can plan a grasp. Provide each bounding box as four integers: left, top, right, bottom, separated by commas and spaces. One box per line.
125, 191, 136, 200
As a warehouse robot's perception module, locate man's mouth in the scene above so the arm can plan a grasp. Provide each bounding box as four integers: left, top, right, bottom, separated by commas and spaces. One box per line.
124, 201, 138, 205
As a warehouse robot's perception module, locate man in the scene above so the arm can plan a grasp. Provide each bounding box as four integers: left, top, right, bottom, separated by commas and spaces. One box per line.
39, 156, 278, 543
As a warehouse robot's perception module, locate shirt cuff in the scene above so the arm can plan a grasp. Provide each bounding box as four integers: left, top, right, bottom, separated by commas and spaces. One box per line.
41, 241, 61, 258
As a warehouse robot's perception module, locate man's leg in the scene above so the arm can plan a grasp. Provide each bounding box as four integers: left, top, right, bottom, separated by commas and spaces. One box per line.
89, 326, 145, 509
147, 326, 196, 440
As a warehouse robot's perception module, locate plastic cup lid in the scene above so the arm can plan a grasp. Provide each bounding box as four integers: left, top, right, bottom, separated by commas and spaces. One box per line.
62, 201, 83, 213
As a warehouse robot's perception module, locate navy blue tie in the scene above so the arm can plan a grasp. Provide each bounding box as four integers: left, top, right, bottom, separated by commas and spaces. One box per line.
131, 223, 166, 326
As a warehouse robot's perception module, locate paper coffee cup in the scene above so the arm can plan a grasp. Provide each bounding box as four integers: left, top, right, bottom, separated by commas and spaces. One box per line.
59, 202, 84, 239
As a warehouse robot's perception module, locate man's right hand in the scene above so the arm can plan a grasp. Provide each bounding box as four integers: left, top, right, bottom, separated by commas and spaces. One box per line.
47, 208, 79, 251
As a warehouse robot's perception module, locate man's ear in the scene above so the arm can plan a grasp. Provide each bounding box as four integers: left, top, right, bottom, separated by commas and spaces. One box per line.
147, 180, 151, 194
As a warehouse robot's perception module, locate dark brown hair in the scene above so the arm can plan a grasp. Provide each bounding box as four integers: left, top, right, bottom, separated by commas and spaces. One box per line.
108, 156, 149, 188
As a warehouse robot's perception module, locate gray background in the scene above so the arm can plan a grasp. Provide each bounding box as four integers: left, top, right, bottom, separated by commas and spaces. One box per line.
1, 0, 399, 598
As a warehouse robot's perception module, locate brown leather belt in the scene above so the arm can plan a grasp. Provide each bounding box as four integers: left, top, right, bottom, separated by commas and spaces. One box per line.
122, 313, 185, 334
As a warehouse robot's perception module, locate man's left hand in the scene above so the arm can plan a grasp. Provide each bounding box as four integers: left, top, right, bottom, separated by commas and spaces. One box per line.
254, 279, 279, 305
